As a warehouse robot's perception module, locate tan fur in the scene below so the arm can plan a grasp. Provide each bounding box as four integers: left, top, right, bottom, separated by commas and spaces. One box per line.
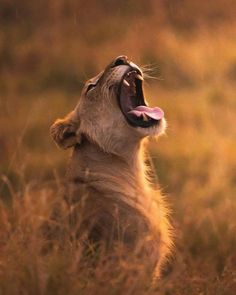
50, 56, 172, 279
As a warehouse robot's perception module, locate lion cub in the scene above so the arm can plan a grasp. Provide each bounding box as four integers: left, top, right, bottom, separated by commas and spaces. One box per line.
50, 56, 172, 279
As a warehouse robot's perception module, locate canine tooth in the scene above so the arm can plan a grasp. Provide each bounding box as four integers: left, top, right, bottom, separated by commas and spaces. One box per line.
123, 79, 130, 86
142, 114, 149, 121
136, 74, 143, 81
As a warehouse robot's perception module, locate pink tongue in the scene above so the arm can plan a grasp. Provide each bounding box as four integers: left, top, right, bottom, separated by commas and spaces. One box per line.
128, 105, 164, 120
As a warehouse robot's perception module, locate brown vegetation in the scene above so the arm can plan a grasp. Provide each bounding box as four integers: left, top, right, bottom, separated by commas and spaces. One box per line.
1, 1, 236, 294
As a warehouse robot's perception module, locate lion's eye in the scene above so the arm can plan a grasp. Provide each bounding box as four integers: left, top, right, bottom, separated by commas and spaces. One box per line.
86, 83, 96, 93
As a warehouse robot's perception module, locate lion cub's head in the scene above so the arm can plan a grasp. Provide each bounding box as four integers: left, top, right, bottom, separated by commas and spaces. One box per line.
51, 56, 166, 154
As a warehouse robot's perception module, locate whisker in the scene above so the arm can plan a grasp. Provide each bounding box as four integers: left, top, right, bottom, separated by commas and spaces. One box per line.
140, 63, 163, 81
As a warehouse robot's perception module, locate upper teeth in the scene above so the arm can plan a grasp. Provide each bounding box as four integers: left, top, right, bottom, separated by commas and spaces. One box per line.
123, 79, 130, 86
135, 74, 143, 81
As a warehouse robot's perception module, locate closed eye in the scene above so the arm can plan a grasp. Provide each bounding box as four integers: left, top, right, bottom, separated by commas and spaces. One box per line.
86, 83, 96, 93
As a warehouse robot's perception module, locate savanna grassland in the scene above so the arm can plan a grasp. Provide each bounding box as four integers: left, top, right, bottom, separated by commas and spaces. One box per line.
0, 1, 236, 294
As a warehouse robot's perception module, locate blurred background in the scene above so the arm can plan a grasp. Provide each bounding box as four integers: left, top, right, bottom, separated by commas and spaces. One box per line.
0, 0, 236, 293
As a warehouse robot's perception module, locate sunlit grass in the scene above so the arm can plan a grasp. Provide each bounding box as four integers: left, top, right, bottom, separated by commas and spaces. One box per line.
1, 2, 236, 293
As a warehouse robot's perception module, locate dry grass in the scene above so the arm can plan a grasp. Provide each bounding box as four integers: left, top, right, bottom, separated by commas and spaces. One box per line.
0, 182, 160, 295
1, 1, 236, 294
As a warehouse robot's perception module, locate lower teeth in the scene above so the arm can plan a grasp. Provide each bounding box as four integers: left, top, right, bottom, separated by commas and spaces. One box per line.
142, 114, 149, 121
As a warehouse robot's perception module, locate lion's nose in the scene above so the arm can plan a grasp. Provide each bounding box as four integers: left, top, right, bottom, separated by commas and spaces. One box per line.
113, 55, 129, 67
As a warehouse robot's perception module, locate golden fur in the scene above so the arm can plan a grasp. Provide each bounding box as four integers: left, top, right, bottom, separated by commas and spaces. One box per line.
50, 56, 172, 279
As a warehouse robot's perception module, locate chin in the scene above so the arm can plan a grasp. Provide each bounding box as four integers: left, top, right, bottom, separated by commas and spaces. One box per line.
137, 118, 167, 138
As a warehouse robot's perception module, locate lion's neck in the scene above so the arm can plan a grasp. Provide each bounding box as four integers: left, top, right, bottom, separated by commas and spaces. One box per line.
67, 137, 152, 204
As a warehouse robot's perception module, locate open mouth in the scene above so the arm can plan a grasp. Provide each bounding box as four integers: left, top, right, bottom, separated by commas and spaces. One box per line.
118, 69, 164, 128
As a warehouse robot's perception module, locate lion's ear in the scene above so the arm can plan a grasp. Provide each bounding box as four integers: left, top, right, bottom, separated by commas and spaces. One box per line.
50, 111, 81, 149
